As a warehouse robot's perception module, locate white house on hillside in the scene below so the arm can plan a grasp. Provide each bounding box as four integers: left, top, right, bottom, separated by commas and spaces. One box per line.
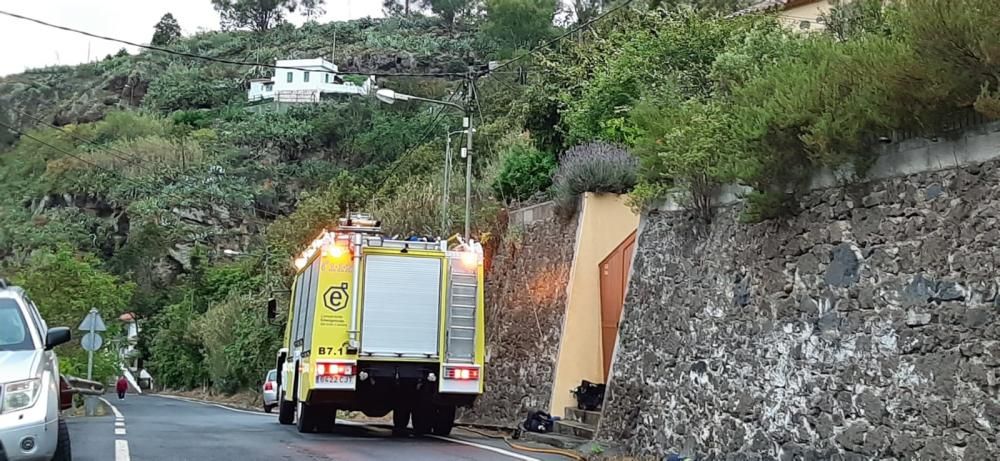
248, 58, 375, 103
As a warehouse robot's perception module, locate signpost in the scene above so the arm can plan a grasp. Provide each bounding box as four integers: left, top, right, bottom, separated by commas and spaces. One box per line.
78, 309, 106, 416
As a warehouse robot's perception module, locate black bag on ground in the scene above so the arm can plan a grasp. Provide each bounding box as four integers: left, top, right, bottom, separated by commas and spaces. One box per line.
571, 380, 606, 411
522, 410, 554, 433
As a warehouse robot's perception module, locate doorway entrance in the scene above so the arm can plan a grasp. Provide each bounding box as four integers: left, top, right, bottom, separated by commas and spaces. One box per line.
598, 231, 636, 381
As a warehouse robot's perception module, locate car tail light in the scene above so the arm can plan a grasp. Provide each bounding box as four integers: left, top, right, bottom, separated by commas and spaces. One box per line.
264, 381, 273, 391
444, 367, 480, 381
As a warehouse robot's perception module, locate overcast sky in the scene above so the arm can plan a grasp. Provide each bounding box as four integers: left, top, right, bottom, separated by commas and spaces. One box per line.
0, 0, 384, 76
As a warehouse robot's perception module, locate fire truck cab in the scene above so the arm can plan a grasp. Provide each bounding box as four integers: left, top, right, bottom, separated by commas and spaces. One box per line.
275, 214, 485, 436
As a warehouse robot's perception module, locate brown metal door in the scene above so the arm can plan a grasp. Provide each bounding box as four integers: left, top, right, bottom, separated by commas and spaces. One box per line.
599, 231, 636, 381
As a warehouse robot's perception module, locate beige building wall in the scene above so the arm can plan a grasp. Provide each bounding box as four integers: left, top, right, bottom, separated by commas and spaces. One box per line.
778, 0, 834, 31
549, 193, 639, 417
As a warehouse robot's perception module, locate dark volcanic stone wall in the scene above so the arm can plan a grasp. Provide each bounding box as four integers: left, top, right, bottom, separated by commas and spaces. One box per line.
460, 213, 578, 426
599, 162, 1000, 460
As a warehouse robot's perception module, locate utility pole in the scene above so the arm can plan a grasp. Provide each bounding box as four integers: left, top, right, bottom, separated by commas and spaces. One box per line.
443, 132, 452, 236
463, 77, 474, 241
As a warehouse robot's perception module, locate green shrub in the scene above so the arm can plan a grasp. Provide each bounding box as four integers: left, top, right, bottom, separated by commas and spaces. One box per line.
144, 65, 241, 113
92, 111, 167, 144
552, 142, 637, 213
218, 111, 317, 159
491, 140, 556, 203
148, 301, 208, 389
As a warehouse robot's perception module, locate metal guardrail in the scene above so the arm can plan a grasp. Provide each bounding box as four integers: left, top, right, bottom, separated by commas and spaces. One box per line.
65, 375, 105, 396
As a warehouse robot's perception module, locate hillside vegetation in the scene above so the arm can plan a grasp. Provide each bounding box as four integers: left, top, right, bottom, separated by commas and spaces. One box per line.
1, 0, 997, 394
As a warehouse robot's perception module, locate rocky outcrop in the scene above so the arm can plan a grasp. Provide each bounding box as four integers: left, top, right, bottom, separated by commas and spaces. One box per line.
460, 212, 578, 427
600, 161, 1000, 459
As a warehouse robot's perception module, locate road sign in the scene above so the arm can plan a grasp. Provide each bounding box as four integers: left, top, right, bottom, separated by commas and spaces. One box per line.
81, 332, 103, 352
78, 309, 106, 332
79, 308, 106, 382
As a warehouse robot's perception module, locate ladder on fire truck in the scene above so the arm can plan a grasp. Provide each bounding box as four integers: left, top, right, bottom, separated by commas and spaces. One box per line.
446, 238, 480, 363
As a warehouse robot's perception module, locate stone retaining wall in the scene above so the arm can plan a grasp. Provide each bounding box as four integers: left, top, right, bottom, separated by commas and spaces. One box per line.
599, 161, 1000, 459
459, 213, 578, 426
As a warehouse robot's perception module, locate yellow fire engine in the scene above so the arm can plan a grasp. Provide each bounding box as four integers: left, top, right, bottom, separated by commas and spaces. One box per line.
275, 213, 485, 436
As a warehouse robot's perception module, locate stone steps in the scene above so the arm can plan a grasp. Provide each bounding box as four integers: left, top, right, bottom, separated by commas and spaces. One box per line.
564, 407, 602, 426
554, 419, 596, 439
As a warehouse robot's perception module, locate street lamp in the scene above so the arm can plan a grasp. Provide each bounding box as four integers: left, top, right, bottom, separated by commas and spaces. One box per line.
375, 87, 474, 240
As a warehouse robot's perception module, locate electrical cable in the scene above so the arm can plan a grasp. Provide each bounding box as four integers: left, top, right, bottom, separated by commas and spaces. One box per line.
0, 9, 465, 78
481, 0, 638, 75
371, 83, 466, 194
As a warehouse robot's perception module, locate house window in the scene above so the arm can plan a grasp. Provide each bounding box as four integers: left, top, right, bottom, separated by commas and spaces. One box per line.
304, 71, 310, 83
325, 74, 330, 83
286, 72, 294, 83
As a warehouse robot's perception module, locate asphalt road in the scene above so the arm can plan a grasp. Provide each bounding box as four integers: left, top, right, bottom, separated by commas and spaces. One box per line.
67, 394, 563, 461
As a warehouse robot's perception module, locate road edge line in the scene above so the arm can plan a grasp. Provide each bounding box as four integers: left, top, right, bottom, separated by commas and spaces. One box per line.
98, 397, 124, 419
153, 394, 273, 417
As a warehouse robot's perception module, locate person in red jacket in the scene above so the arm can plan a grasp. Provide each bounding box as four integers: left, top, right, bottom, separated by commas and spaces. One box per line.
116, 375, 128, 400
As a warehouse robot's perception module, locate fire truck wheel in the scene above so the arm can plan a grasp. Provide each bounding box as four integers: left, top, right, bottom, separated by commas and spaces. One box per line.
296, 401, 317, 433
431, 405, 456, 436
315, 408, 336, 433
392, 407, 411, 435
277, 392, 295, 425
411, 406, 433, 435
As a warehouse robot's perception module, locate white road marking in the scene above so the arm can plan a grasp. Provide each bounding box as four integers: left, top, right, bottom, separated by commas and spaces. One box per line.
429, 435, 541, 461
101, 398, 131, 461
154, 394, 540, 460
115, 439, 131, 461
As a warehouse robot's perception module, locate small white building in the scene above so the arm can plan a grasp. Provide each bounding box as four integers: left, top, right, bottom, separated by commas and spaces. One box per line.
247, 58, 375, 103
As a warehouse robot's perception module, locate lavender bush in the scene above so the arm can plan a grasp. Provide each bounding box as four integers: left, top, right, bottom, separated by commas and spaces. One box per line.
552, 142, 638, 214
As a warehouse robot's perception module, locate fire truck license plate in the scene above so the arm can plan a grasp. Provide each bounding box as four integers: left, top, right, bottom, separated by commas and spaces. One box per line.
319, 375, 351, 384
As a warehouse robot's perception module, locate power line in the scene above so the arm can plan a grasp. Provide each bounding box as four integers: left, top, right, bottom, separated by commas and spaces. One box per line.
0, 121, 104, 170
0, 9, 465, 79
481, 0, 638, 75
0, 119, 281, 219
470, 79, 502, 161
11, 108, 137, 165
372, 83, 466, 194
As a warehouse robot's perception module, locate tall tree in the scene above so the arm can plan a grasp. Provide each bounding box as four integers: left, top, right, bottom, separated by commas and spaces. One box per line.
151, 13, 182, 46
298, 0, 326, 20
211, 0, 326, 31
572, 0, 603, 24
382, 0, 416, 16
821, 0, 891, 41
419, 0, 471, 25
483, 0, 558, 51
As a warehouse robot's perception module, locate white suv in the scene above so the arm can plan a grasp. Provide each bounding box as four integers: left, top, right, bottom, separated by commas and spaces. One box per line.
0, 280, 72, 461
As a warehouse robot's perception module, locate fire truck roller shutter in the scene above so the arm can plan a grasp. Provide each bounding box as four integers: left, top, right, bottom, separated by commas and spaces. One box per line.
360, 255, 442, 357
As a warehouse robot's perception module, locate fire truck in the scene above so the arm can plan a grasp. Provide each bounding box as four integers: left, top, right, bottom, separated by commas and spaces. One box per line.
274, 213, 485, 436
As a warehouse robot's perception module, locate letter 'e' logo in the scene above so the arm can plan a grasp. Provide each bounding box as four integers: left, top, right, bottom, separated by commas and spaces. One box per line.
324, 282, 350, 312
